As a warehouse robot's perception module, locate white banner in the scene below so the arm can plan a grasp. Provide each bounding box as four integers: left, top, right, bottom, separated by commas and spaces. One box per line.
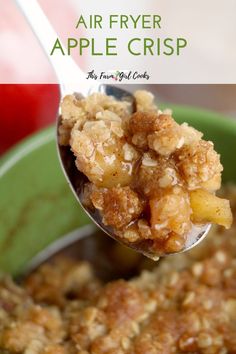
0, 0, 236, 83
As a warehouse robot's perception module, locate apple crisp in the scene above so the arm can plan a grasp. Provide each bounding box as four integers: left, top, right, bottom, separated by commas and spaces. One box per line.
0, 186, 236, 353
59, 90, 232, 254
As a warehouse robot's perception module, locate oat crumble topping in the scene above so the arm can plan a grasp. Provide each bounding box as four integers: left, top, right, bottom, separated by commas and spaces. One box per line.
59, 90, 232, 254
0, 186, 236, 353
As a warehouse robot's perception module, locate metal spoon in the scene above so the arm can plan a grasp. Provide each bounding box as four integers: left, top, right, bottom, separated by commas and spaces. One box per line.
15, 0, 210, 259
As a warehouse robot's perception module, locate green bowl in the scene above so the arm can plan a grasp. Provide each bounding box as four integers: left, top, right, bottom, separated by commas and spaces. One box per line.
1, 105, 236, 275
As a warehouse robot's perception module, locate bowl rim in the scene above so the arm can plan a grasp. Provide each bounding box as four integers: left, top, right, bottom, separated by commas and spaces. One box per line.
0, 126, 55, 178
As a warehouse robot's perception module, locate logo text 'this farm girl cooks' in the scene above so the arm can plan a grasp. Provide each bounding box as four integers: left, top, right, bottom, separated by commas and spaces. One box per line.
50, 14, 188, 57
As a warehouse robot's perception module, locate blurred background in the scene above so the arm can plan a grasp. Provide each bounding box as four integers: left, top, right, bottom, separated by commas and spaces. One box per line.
1, 0, 236, 154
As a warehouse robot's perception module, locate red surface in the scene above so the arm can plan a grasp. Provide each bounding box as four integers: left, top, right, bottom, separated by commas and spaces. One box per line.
0, 0, 80, 83
0, 84, 60, 155
0, 1, 85, 155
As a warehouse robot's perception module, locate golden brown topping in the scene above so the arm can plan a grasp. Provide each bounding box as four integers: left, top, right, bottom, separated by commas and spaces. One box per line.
91, 186, 144, 229
59, 90, 232, 255
24, 258, 99, 307
134, 90, 157, 112
149, 187, 191, 243
176, 140, 223, 189
1, 322, 47, 353
41, 345, 66, 354
147, 114, 183, 156
131, 131, 149, 150
70, 120, 139, 188
129, 111, 159, 134
180, 122, 203, 144
59, 94, 87, 146
137, 155, 180, 197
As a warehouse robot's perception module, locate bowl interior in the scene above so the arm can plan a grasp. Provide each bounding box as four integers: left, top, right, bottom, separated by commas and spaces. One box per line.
0, 104, 236, 275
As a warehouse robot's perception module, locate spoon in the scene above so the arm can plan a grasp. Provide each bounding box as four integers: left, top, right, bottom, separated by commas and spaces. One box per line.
15, 0, 210, 259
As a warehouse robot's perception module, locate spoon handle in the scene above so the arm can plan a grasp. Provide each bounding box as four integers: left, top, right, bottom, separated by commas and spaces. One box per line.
15, 0, 92, 95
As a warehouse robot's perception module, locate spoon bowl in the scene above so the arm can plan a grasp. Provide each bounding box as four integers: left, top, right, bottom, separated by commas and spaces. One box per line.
15, 0, 210, 259
57, 92, 210, 259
